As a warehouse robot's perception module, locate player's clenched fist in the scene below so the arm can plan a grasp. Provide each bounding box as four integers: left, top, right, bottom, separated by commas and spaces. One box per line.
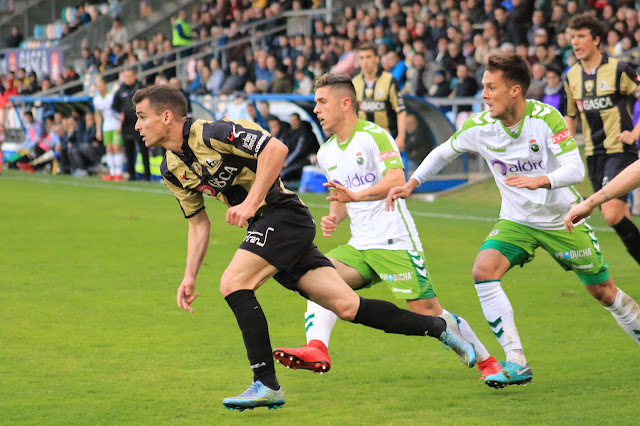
321, 214, 339, 237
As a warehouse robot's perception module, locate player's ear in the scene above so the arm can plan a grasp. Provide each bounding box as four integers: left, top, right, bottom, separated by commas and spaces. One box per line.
163, 109, 173, 124
342, 97, 352, 112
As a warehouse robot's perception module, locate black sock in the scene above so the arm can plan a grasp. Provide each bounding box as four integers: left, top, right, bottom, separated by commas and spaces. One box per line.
225, 289, 279, 390
351, 297, 446, 338
612, 217, 640, 265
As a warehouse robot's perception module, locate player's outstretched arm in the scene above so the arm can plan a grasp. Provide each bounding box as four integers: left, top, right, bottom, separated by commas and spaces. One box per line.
564, 159, 640, 232
325, 168, 406, 203
385, 178, 420, 211
178, 209, 210, 312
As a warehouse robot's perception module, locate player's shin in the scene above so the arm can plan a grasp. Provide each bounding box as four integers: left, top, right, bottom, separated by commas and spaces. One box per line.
475, 280, 527, 366
604, 288, 640, 345
351, 297, 446, 337
225, 289, 280, 390
612, 217, 640, 265
305, 300, 338, 347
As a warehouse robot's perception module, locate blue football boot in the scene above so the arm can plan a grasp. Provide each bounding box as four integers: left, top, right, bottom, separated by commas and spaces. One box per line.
222, 381, 285, 411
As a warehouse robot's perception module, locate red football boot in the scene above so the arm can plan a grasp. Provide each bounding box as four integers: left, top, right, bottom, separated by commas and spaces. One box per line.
273, 339, 331, 373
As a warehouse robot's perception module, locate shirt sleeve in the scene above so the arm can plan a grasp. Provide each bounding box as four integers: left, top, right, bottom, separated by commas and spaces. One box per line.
364, 123, 403, 175
546, 148, 585, 189
204, 119, 272, 158
564, 77, 578, 118
389, 77, 406, 114
620, 63, 640, 99
163, 176, 205, 218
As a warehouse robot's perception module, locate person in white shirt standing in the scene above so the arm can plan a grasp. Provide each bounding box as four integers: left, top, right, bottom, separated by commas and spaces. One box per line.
387, 53, 640, 389
93, 76, 124, 181
273, 73, 499, 380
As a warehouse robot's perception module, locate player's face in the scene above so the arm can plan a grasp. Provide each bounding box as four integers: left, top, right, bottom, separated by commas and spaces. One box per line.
135, 98, 166, 148
481, 70, 517, 121
570, 28, 600, 61
358, 49, 379, 74
313, 86, 344, 136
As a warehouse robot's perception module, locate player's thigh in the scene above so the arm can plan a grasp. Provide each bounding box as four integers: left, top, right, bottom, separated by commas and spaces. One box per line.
537, 221, 610, 286
297, 266, 360, 320
220, 248, 278, 296
325, 244, 371, 289
474, 220, 537, 280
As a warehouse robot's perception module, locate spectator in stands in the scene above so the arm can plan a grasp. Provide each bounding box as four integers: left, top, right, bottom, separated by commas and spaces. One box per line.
57, 113, 85, 175
219, 61, 248, 95
14, 78, 30, 95
254, 51, 274, 92
192, 66, 213, 95
330, 38, 357, 76
268, 64, 294, 94
535, 43, 564, 71
76, 5, 92, 27
112, 44, 128, 67
106, 17, 128, 48
69, 113, 103, 177
527, 62, 546, 101
82, 47, 100, 74
280, 113, 318, 183
383, 51, 408, 90
168, 77, 192, 117
542, 66, 565, 115
429, 70, 451, 98
5, 25, 23, 48
112, 68, 149, 181
450, 64, 479, 112
293, 68, 313, 95
406, 53, 436, 98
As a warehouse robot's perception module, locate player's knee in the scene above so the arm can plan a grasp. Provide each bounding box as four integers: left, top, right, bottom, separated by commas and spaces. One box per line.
332, 299, 359, 321
588, 282, 618, 305
219, 271, 241, 297
472, 262, 495, 282
602, 210, 623, 226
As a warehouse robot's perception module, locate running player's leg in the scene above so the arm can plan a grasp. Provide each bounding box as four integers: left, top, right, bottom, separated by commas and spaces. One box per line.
296, 265, 476, 367
545, 221, 640, 345
273, 254, 367, 372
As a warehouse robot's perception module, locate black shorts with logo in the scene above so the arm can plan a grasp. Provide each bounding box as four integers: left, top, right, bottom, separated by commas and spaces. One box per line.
587, 153, 638, 202
239, 203, 334, 295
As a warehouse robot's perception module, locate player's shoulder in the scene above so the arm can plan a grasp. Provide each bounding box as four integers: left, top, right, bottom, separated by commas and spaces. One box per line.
565, 62, 583, 81
525, 99, 566, 132
456, 110, 495, 134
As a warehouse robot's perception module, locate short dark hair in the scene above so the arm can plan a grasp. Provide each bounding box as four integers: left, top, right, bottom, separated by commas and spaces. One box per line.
568, 13, 604, 45
357, 42, 377, 55
486, 53, 532, 95
314, 73, 358, 112
132, 84, 187, 119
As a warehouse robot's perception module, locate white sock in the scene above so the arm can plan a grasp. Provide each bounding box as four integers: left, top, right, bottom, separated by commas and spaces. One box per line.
106, 153, 115, 175
442, 308, 491, 362
604, 288, 640, 345
305, 300, 337, 348
475, 280, 527, 366
114, 153, 124, 176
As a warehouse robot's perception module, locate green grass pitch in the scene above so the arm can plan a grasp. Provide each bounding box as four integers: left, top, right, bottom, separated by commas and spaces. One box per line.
1, 170, 638, 424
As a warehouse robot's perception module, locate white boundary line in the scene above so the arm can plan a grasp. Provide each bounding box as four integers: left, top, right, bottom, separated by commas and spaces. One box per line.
3, 173, 613, 233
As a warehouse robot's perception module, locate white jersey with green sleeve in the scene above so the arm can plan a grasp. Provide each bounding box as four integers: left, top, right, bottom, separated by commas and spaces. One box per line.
317, 119, 423, 251
411, 100, 585, 230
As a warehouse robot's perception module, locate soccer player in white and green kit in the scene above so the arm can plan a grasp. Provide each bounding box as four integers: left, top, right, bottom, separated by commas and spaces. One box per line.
387, 53, 640, 388
273, 73, 500, 379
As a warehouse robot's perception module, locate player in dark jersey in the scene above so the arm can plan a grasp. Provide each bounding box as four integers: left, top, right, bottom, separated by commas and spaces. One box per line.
352, 42, 406, 151
132, 84, 475, 411
565, 14, 640, 266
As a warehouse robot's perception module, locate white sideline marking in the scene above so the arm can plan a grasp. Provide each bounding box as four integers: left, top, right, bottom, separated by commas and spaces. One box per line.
4, 173, 613, 233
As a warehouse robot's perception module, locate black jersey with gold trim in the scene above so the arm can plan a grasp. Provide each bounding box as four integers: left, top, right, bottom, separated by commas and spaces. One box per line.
161, 119, 303, 218
352, 70, 406, 138
565, 55, 640, 156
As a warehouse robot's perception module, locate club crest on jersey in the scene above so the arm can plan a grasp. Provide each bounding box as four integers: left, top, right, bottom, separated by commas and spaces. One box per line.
192, 162, 202, 176
365, 88, 374, 97
584, 80, 593, 93
356, 152, 365, 165
529, 139, 539, 152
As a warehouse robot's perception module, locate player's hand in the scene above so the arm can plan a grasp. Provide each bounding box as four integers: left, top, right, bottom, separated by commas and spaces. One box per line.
177, 277, 199, 312
504, 175, 549, 190
96, 131, 102, 142
324, 181, 359, 203
395, 133, 406, 152
616, 130, 640, 145
321, 213, 339, 237
563, 202, 594, 233
386, 183, 413, 211
225, 200, 257, 227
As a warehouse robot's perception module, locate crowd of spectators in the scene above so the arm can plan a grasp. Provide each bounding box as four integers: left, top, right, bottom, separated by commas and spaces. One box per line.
3, 0, 640, 181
